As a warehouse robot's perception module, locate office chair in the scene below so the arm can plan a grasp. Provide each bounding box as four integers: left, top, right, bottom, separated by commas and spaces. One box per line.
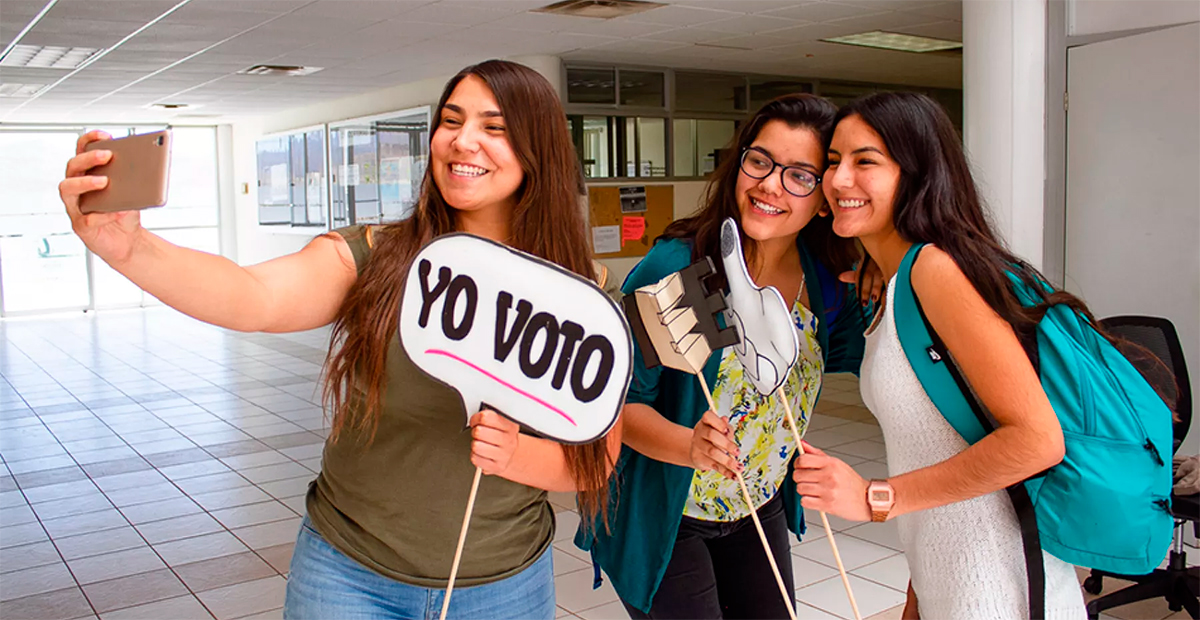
1083, 315, 1199, 619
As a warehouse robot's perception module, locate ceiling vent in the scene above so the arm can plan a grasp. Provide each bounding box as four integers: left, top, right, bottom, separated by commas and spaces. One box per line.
237, 64, 323, 77
149, 102, 191, 110
532, 0, 665, 19
0, 83, 48, 98
0, 45, 102, 69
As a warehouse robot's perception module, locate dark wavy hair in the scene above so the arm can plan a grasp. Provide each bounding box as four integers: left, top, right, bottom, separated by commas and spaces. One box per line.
660, 93, 859, 278
831, 93, 1145, 366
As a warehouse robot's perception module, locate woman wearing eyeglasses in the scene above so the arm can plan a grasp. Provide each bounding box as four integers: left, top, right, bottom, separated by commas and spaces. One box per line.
574, 94, 872, 619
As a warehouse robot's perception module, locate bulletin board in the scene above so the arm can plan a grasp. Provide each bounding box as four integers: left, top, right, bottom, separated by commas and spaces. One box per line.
588, 184, 674, 259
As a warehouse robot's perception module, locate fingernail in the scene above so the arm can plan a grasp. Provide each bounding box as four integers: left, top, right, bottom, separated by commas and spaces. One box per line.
96, 150, 111, 158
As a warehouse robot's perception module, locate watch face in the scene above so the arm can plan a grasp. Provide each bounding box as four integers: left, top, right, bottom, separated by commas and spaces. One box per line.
871, 490, 890, 502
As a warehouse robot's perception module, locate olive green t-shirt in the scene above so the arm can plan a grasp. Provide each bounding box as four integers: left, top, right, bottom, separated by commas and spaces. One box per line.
305, 225, 554, 588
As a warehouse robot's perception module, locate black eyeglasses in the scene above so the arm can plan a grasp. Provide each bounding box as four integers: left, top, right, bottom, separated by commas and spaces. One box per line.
739, 147, 822, 197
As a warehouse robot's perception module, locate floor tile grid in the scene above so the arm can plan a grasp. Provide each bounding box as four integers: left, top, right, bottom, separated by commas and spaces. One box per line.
1, 314, 331, 619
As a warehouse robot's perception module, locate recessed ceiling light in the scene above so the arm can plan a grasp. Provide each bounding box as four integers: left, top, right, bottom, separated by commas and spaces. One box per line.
533, 0, 665, 19
0, 45, 103, 69
0, 83, 48, 98
237, 64, 323, 77
821, 31, 962, 53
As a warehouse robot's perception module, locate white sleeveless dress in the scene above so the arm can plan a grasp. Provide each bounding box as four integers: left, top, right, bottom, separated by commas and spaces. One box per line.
859, 279, 1086, 619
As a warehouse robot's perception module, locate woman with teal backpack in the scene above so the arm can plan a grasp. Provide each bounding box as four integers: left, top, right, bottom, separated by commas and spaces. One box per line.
575, 94, 871, 619
795, 92, 1092, 618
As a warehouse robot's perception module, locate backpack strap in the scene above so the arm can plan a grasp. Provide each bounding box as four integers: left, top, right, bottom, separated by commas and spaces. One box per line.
893, 242, 1046, 620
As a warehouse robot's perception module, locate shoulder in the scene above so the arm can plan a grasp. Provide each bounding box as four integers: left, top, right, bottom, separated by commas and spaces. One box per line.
621, 238, 694, 294
910, 245, 968, 297
910, 245, 996, 330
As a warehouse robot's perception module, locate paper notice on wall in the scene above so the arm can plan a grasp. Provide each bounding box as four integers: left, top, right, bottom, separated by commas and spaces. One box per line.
622, 216, 646, 243
592, 225, 621, 254
340, 164, 361, 186
269, 164, 288, 202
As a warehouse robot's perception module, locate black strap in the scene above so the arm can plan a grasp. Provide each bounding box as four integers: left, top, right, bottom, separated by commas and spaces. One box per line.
912, 288, 1046, 620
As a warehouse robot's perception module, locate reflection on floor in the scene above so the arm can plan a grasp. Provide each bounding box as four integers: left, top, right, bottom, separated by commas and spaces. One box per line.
0, 308, 1194, 619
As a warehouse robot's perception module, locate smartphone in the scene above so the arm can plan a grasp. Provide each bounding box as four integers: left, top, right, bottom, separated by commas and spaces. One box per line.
79, 130, 172, 214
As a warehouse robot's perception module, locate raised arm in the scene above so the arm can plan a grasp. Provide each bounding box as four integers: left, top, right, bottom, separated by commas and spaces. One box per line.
60, 131, 358, 333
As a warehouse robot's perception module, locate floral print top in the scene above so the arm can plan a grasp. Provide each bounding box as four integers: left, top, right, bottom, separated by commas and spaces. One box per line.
683, 300, 824, 521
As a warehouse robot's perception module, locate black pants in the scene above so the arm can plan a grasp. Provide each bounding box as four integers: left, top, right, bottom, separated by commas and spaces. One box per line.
621, 494, 796, 619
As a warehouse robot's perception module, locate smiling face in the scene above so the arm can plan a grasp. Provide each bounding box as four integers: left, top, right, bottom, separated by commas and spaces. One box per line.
735, 119, 827, 247
430, 74, 524, 218
824, 114, 902, 244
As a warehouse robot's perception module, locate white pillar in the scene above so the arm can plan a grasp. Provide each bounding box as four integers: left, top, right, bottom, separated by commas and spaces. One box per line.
963, 0, 1047, 269
505, 55, 564, 100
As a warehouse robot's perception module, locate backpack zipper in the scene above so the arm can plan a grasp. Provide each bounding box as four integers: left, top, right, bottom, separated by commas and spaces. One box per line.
1144, 439, 1164, 467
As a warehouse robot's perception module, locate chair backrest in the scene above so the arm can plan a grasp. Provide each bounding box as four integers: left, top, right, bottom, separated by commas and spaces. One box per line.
1099, 315, 1193, 452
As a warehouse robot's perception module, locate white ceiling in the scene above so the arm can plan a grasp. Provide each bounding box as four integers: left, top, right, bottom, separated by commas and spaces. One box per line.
0, 0, 962, 124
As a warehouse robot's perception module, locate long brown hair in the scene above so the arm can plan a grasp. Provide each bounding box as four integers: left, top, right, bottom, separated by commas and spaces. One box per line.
661, 94, 860, 281
831, 92, 1094, 335
322, 60, 614, 523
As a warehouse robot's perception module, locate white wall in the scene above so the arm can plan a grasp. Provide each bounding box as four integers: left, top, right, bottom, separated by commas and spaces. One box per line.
1064, 22, 1200, 445
1069, 0, 1200, 36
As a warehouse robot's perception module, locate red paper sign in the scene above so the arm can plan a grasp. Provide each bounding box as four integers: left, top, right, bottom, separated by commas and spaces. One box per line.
622, 216, 646, 243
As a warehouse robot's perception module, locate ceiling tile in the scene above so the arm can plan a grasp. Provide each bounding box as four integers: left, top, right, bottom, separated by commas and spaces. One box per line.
638, 27, 739, 44
700, 13, 808, 34
893, 20, 961, 40
626, 5, 739, 27
764, 1, 888, 22
668, 0, 809, 13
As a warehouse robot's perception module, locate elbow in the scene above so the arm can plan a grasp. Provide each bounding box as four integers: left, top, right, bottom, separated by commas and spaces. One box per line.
1033, 427, 1066, 473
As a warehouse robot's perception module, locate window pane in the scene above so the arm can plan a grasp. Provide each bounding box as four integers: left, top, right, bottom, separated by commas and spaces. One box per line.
675, 72, 746, 112
0, 131, 91, 313
749, 77, 813, 111
695, 120, 736, 175
305, 129, 327, 226
330, 110, 429, 225
673, 119, 696, 178
637, 117, 667, 177
620, 70, 665, 107
574, 116, 612, 178
144, 126, 219, 229
567, 67, 616, 105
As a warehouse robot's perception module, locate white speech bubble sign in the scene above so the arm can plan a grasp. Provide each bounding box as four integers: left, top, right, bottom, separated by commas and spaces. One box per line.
399, 234, 632, 444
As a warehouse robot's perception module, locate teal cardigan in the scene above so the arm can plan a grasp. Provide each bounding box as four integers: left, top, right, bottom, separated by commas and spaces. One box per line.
574, 237, 868, 614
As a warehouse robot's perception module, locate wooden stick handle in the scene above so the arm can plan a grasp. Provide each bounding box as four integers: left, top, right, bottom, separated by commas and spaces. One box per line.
735, 471, 798, 620
781, 391, 863, 620
440, 466, 483, 620
696, 372, 796, 620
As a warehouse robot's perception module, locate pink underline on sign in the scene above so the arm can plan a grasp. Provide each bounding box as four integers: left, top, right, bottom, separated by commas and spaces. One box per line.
424, 349, 578, 427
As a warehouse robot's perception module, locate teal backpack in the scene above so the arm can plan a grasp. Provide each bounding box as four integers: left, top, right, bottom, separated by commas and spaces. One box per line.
893, 243, 1174, 618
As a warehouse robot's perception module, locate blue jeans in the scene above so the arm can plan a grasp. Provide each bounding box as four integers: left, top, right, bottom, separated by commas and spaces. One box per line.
284, 517, 555, 620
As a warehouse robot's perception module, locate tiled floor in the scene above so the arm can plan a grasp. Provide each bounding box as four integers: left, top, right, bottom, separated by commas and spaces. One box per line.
1, 308, 1195, 620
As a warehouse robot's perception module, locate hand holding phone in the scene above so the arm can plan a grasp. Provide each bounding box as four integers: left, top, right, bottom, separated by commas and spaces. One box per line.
60, 130, 156, 266
78, 130, 172, 214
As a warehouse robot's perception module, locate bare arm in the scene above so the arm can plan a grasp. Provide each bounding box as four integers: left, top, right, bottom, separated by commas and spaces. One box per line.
60, 131, 357, 333
623, 402, 741, 478
622, 403, 693, 468
795, 247, 1064, 520
887, 247, 1065, 518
